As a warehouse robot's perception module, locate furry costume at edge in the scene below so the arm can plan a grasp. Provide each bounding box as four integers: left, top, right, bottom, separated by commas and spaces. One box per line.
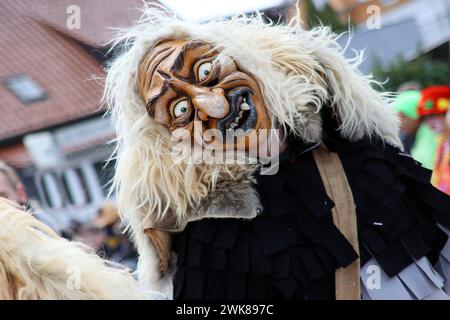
1, 4, 450, 300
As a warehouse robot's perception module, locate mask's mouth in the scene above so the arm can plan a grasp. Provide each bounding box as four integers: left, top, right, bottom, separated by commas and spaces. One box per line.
217, 88, 257, 137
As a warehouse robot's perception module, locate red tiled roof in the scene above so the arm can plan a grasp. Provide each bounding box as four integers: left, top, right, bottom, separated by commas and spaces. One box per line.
0, 0, 144, 142
0, 143, 32, 168
16, 0, 145, 48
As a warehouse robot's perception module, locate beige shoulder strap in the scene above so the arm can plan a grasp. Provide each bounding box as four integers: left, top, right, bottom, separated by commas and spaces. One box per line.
313, 144, 361, 300
146, 144, 362, 295
144, 228, 172, 273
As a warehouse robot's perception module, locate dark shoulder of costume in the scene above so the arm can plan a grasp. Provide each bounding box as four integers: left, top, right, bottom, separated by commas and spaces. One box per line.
172, 139, 357, 300
172, 110, 450, 300
321, 108, 450, 276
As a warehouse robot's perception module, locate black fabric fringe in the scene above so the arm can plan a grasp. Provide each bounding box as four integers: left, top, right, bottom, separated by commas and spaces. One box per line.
172, 125, 450, 300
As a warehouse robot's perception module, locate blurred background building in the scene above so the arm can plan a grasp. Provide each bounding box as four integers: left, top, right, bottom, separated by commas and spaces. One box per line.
328, 0, 450, 74
0, 0, 449, 227
0, 0, 143, 227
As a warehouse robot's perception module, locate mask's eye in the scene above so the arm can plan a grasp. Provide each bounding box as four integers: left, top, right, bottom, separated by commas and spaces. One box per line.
173, 99, 189, 118
197, 62, 212, 82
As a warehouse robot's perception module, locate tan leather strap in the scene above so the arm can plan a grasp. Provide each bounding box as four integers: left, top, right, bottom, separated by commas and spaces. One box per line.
313, 144, 361, 300
144, 228, 172, 273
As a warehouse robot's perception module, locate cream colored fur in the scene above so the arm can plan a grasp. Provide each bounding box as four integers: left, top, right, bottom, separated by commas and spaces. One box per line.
0, 4, 404, 300
0, 198, 150, 300
0, 3, 404, 300
103, 4, 402, 297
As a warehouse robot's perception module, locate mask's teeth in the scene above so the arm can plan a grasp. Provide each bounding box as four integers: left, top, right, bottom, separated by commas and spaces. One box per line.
240, 103, 250, 111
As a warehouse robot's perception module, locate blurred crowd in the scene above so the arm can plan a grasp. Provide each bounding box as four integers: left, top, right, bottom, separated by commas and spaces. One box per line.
394, 84, 450, 195
0, 161, 138, 270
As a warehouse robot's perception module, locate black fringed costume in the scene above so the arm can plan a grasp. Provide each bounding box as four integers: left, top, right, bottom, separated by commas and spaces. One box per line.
173, 114, 450, 300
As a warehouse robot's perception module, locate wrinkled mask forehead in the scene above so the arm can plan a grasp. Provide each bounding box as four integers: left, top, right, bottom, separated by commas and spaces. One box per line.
137, 38, 272, 153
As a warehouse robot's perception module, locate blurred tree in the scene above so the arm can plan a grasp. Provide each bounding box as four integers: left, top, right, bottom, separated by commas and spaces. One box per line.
304, 0, 348, 33
373, 54, 450, 92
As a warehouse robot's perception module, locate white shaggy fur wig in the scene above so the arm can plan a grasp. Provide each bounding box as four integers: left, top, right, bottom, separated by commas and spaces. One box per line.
104, 4, 401, 295
0, 198, 155, 300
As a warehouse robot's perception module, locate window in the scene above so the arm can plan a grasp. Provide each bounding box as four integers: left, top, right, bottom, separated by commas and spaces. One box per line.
75, 167, 92, 204
41, 173, 64, 209
94, 159, 116, 196
62, 169, 89, 206
4, 74, 47, 104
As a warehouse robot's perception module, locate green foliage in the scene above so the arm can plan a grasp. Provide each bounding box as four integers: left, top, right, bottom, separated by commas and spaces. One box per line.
305, 0, 349, 33
372, 54, 450, 92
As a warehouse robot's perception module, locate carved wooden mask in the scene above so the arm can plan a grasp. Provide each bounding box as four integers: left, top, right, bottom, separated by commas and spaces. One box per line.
138, 39, 271, 150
